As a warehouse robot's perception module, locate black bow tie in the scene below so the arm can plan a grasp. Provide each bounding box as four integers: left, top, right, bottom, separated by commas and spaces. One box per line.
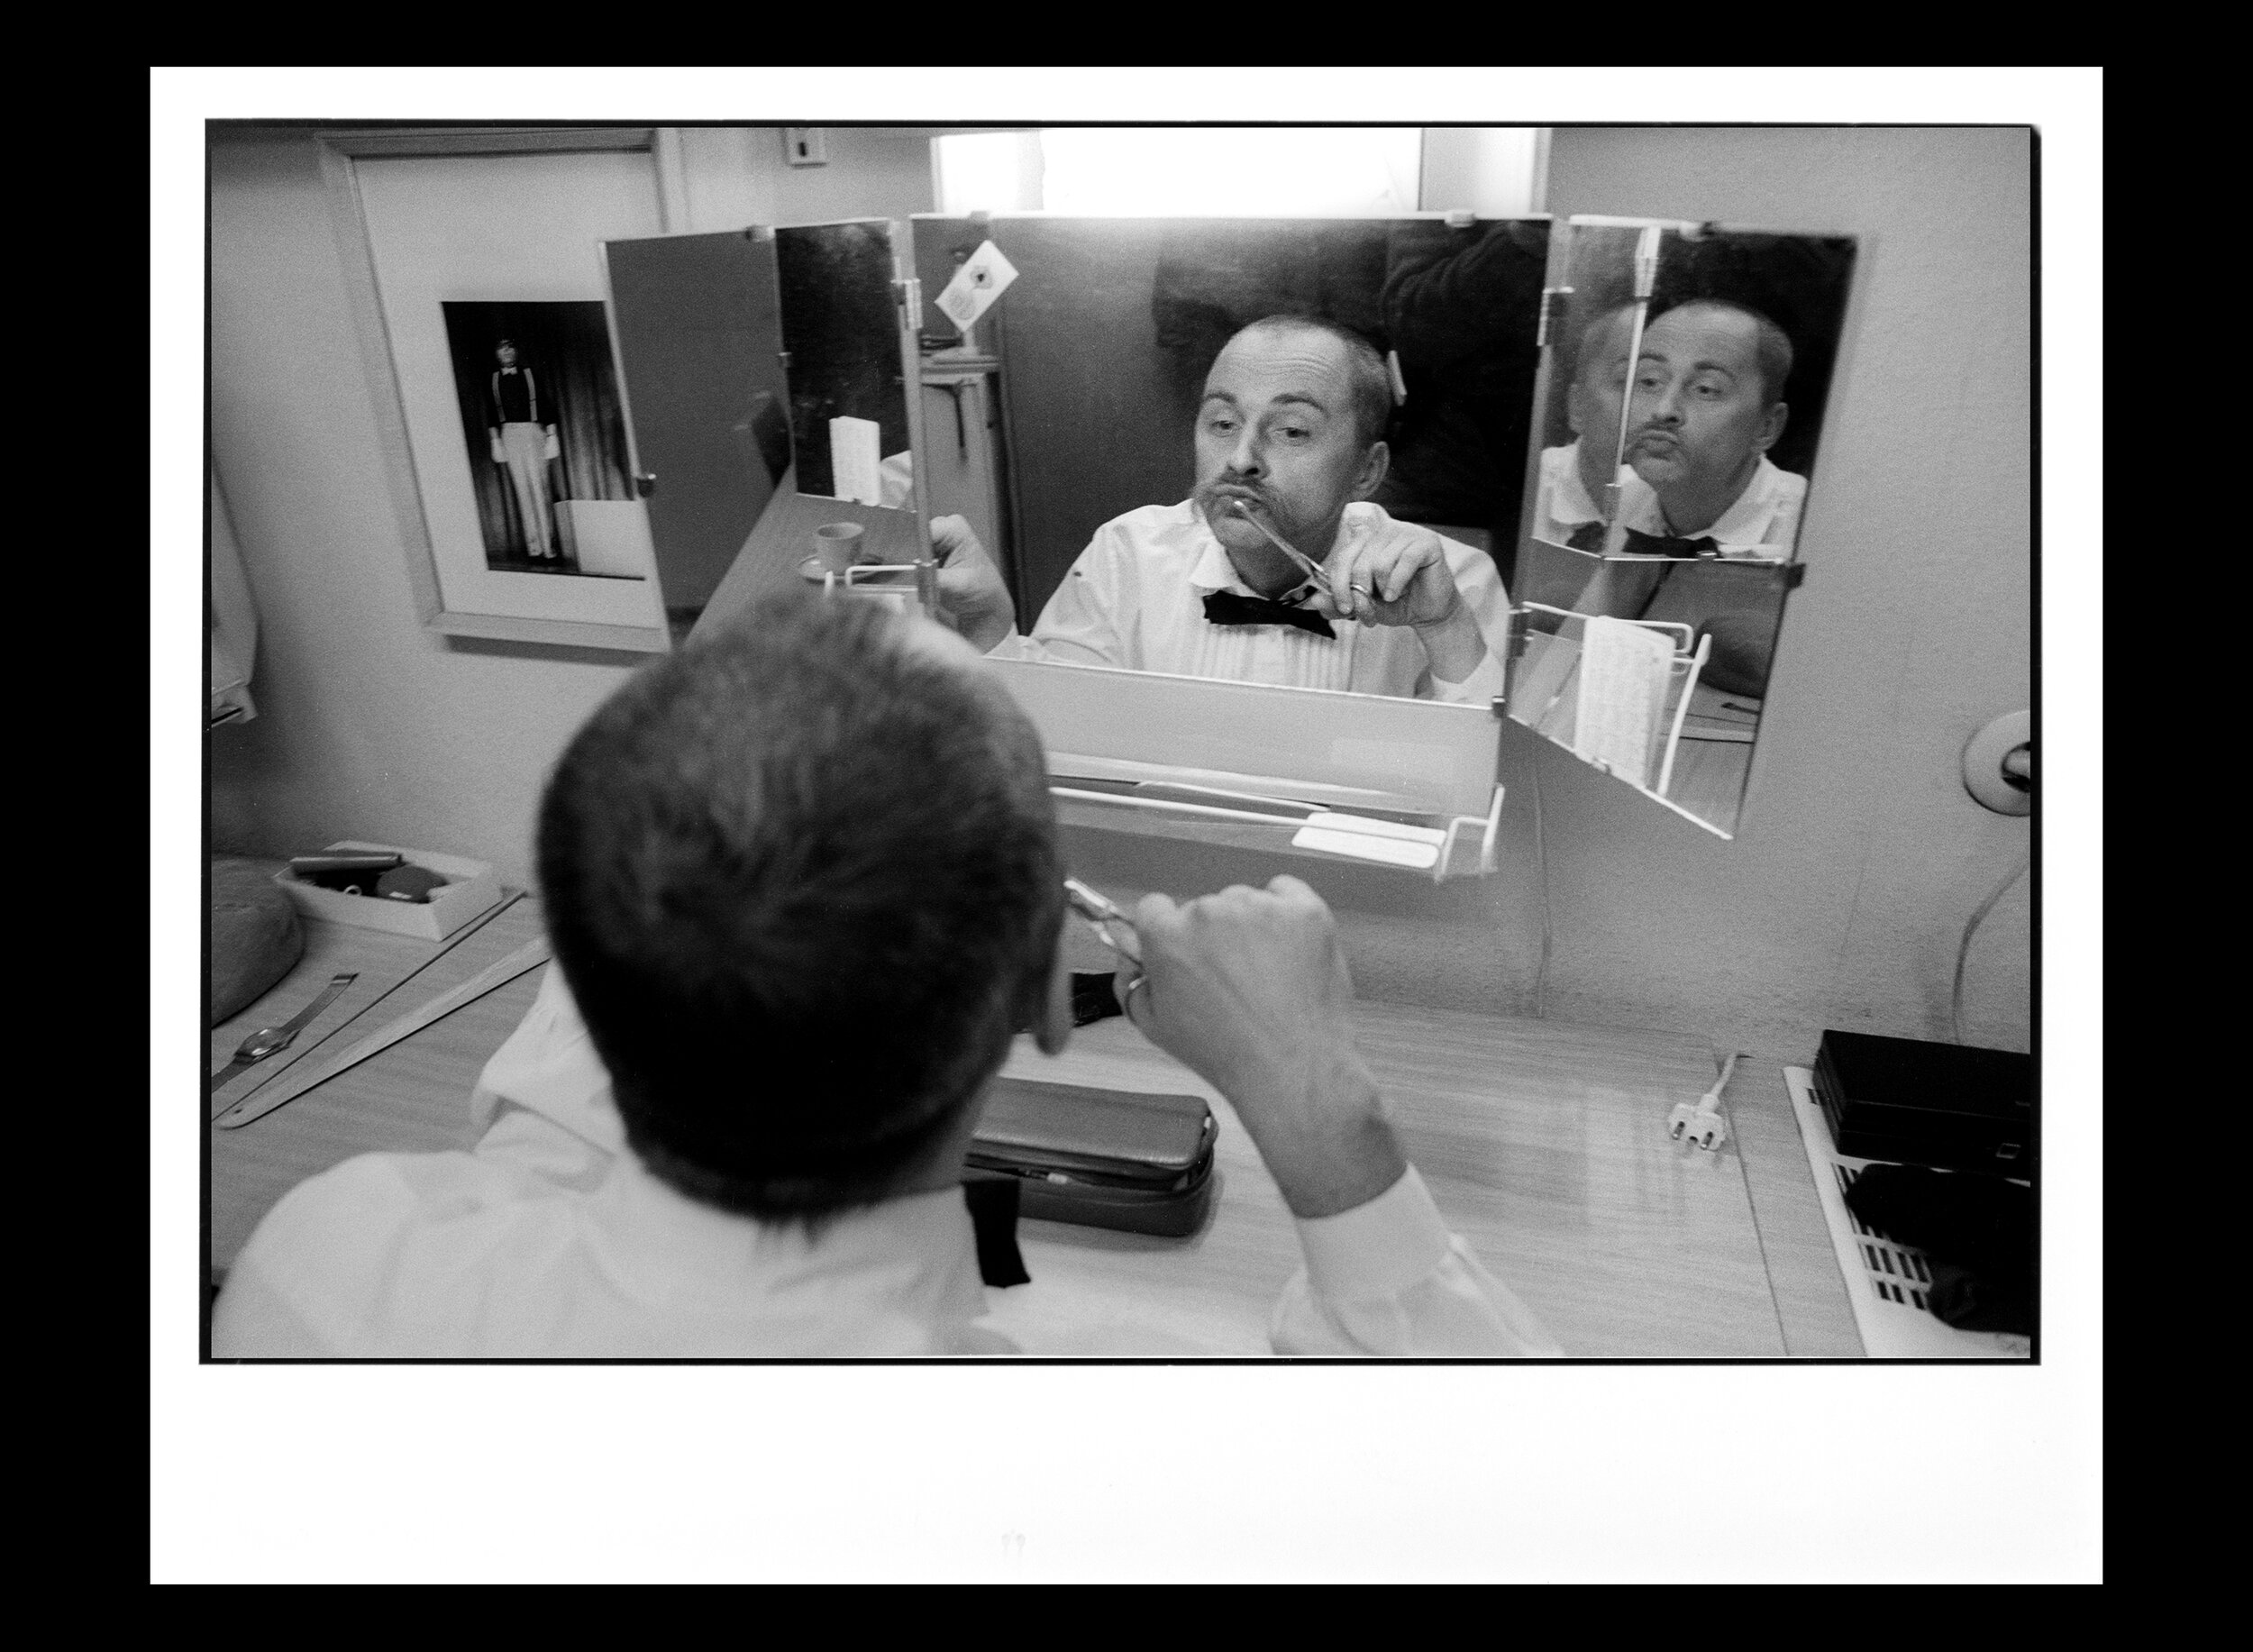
1625, 526, 1720, 559
1564, 523, 1720, 558
1202, 589, 1336, 639
962, 1177, 1029, 1287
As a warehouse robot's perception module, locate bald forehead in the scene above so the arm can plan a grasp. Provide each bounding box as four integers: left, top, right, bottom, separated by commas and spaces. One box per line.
1207, 324, 1354, 392
1642, 305, 1765, 379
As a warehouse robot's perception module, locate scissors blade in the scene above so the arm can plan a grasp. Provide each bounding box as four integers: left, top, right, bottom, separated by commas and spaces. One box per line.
1225, 499, 1332, 596
1063, 879, 1142, 965
213, 936, 552, 1130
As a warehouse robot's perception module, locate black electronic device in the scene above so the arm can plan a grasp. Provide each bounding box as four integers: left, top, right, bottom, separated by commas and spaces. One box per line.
1812, 1029, 2032, 1174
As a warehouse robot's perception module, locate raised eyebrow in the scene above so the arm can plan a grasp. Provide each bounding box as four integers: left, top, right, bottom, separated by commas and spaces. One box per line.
1639, 345, 1738, 382
1199, 391, 1242, 409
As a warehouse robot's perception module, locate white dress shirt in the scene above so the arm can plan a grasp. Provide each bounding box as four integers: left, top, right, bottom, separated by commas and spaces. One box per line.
996, 500, 1510, 706
1529, 441, 1628, 548
212, 967, 1562, 1359
1619, 454, 1807, 558
1531, 444, 1806, 560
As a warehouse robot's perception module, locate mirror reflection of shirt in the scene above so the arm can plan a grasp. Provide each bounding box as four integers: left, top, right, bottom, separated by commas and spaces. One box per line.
996, 500, 1510, 704
1532, 444, 1807, 560
1529, 441, 1630, 548
1619, 454, 1807, 559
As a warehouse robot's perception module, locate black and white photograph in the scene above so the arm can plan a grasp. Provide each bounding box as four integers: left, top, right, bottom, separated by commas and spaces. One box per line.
166, 79, 2096, 1584
440, 300, 636, 574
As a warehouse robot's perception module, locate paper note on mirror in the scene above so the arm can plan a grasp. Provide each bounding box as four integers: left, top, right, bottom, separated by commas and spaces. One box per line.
1571, 616, 1674, 789
935, 239, 1019, 333
828, 416, 884, 507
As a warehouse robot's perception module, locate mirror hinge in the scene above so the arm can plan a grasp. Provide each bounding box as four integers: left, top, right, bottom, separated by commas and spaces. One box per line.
1537, 286, 1575, 350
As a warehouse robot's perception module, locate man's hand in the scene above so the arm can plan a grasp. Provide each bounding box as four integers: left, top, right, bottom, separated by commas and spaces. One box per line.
1117, 876, 1408, 1218
929, 515, 1017, 654
1318, 521, 1461, 629
1317, 522, 1490, 682
488, 431, 505, 464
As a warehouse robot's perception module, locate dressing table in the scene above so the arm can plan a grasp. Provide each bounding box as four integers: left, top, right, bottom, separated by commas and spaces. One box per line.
205, 881, 1862, 1357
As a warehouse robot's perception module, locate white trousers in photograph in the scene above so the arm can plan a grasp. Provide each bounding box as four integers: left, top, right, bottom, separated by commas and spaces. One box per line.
499, 422, 555, 556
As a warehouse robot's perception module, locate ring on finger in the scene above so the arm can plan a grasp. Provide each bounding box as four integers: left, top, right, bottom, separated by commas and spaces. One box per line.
1122, 972, 1150, 1020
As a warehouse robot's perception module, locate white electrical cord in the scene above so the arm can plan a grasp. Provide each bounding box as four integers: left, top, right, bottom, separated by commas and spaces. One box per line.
1668, 1050, 1740, 1151
1951, 852, 2030, 1045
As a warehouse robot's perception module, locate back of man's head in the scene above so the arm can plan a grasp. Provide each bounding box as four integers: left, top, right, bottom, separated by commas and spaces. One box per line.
537, 592, 1062, 1222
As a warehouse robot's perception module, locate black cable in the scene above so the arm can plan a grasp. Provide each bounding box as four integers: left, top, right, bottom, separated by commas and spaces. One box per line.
1951, 852, 2029, 1045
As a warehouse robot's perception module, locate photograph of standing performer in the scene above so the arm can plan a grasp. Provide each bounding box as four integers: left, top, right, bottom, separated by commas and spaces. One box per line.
486, 338, 561, 561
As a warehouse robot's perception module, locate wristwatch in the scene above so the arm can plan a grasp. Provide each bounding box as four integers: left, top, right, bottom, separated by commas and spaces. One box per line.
210, 972, 358, 1092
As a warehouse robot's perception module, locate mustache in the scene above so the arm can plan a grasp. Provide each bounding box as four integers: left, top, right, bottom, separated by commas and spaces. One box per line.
1197, 479, 1276, 515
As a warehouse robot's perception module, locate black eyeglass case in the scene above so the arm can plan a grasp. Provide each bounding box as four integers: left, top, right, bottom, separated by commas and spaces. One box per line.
965, 1076, 1218, 1237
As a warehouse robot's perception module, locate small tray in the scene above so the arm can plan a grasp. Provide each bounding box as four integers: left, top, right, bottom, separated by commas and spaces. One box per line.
272, 840, 504, 942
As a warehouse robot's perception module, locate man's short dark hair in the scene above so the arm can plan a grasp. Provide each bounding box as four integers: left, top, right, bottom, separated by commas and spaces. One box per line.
1237, 315, 1394, 448
537, 592, 1063, 1222
1655, 299, 1796, 405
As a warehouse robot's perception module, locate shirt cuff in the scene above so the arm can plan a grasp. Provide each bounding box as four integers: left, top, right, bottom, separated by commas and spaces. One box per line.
1428, 650, 1506, 705
1291, 1164, 1455, 1301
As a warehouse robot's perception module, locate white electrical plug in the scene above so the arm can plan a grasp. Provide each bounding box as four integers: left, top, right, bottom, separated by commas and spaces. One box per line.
1667, 1052, 1740, 1151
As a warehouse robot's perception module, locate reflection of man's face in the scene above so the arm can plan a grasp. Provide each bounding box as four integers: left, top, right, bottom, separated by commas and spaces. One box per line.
1623, 305, 1786, 506
1566, 307, 1637, 499
1190, 325, 1385, 591
496, 343, 518, 369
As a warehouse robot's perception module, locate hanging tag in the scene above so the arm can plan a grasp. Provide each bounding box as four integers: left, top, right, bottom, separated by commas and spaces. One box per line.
935, 240, 1019, 334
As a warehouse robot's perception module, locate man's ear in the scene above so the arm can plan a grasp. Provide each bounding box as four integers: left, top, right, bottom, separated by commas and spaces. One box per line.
1755, 401, 1790, 454
1030, 930, 1074, 1056
1351, 439, 1391, 503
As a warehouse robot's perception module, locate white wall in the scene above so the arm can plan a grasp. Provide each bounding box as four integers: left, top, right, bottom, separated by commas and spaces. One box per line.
207, 126, 936, 881
209, 125, 2031, 1061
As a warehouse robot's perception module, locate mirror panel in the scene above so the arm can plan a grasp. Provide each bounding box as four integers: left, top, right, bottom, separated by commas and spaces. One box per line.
1510, 216, 1857, 837
775, 219, 915, 507
913, 212, 1548, 627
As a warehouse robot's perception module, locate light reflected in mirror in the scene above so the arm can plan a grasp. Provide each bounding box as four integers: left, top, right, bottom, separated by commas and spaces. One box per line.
775, 220, 914, 509
1511, 218, 1856, 836
911, 214, 1546, 705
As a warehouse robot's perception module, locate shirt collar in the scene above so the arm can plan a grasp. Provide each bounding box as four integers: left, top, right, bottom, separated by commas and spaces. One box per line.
588, 1154, 985, 1308
1546, 441, 1609, 526
1184, 502, 1348, 607
1625, 455, 1790, 545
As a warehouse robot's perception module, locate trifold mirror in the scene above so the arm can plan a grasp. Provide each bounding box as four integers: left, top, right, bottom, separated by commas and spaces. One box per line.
641, 209, 1856, 856
900, 211, 1856, 842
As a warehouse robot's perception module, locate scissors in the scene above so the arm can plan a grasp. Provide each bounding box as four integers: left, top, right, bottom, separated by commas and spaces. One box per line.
1063, 878, 1142, 971
1209, 497, 1343, 608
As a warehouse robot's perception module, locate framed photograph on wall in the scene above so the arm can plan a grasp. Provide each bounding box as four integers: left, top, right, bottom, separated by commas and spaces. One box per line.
317, 127, 690, 653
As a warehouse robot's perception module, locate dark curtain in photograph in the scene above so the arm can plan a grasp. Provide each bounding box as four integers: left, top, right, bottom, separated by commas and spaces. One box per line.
442, 300, 634, 570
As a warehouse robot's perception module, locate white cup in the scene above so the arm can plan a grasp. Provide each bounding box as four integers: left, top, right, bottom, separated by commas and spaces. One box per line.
811, 522, 866, 573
